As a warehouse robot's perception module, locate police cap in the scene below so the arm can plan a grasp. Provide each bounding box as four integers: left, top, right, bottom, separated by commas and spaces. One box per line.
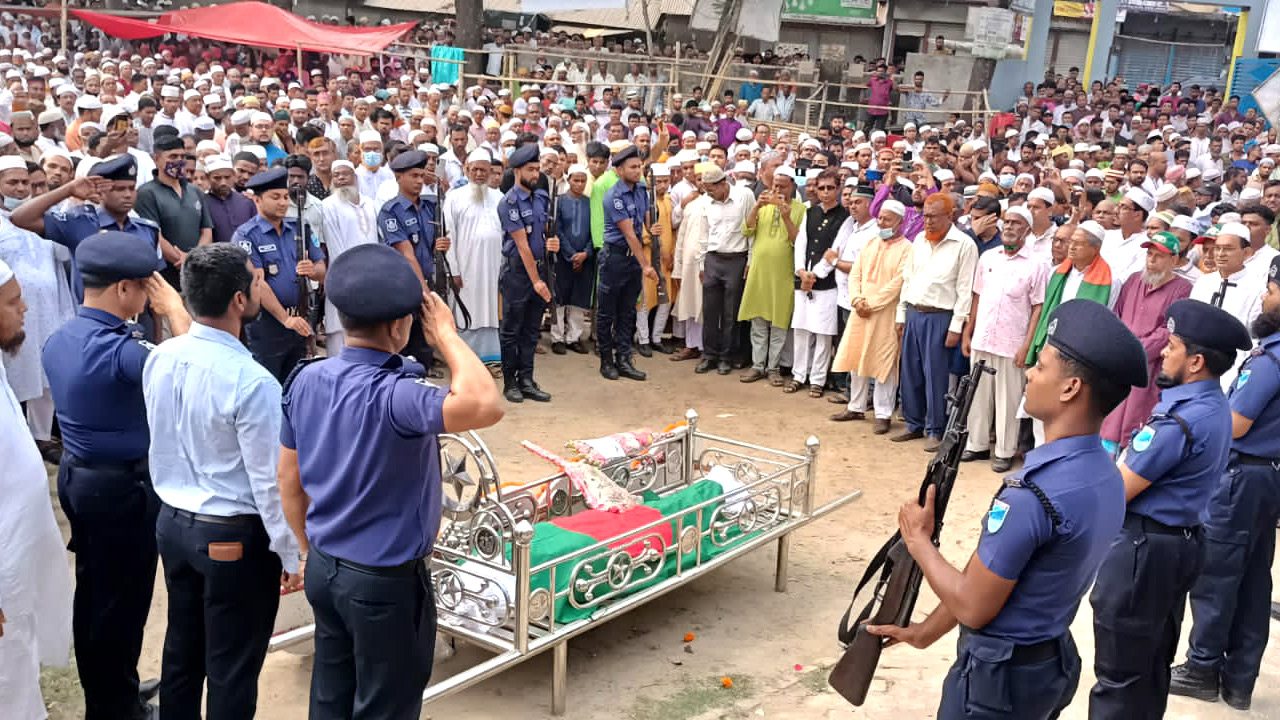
89, 153, 137, 182
389, 150, 428, 173
76, 230, 163, 285
508, 143, 540, 169
327, 244, 422, 324
1045, 299, 1148, 388
1165, 299, 1251, 354
1270, 255, 1280, 287
612, 144, 640, 167
853, 183, 875, 199
245, 166, 289, 194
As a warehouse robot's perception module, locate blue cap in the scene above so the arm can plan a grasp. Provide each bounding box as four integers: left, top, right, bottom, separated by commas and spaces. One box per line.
76, 230, 163, 284
1166, 299, 1251, 354
90, 154, 137, 182
508, 143, 539, 169
246, 166, 288, 194
1045, 299, 1148, 388
389, 150, 428, 173
327, 244, 422, 324
611, 144, 640, 167
1270, 255, 1280, 287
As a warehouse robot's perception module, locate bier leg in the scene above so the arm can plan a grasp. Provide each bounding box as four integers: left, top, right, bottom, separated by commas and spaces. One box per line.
775, 534, 791, 592
551, 640, 568, 715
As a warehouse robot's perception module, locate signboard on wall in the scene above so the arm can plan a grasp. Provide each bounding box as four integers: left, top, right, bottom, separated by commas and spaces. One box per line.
781, 0, 878, 26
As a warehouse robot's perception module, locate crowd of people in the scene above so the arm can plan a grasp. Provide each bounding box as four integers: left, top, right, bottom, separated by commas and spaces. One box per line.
0, 11, 1277, 720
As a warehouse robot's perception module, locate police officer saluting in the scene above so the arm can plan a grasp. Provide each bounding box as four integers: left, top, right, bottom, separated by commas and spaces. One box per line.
498, 143, 558, 403
41, 231, 192, 720
867, 299, 1149, 719
1089, 299, 1248, 719
597, 144, 655, 381
1170, 256, 1280, 710
278, 243, 503, 719
233, 166, 326, 383
379, 149, 449, 367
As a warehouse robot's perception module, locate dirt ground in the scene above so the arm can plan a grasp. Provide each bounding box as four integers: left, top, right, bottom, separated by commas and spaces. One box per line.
39, 350, 1280, 719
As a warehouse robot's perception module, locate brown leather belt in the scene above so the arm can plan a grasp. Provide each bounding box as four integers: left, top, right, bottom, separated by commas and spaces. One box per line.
908, 303, 950, 314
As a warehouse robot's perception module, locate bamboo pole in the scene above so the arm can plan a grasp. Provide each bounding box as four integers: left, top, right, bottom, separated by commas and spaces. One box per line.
60, 0, 67, 54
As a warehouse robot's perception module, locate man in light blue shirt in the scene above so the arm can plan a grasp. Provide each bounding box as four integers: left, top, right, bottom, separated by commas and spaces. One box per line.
142, 243, 301, 720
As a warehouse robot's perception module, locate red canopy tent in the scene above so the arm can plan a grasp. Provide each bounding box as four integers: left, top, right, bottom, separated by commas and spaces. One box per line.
68, 2, 415, 56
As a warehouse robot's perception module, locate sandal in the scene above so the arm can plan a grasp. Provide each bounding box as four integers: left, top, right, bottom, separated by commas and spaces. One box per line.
783, 379, 802, 393
809, 384, 824, 398
768, 370, 784, 387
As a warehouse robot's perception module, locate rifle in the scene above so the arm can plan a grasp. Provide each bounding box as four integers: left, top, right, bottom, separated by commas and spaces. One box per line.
544, 178, 559, 316
827, 359, 994, 706
432, 199, 472, 330
289, 186, 316, 357
646, 168, 668, 305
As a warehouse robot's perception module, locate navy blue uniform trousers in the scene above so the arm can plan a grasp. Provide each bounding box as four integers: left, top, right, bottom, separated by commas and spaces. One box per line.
499, 256, 546, 381
1184, 459, 1280, 697
305, 547, 437, 720
939, 631, 1080, 719
155, 505, 281, 720
246, 312, 308, 384
1088, 515, 1202, 719
901, 306, 953, 437
596, 245, 642, 364
56, 453, 158, 720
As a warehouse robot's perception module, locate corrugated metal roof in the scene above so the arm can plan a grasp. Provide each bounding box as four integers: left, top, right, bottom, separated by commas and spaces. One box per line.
364, 0, 695, 30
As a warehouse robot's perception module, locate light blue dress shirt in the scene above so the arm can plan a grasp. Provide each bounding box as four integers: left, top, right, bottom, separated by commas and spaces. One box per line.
142, 322, 300, 572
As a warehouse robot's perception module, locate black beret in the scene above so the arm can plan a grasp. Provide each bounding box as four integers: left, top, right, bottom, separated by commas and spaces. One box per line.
1045, 299, 1148, 388
153, 135, 185, 153
1270, 255, 1280, 287
327, 244, 422, 323
611, 144, 639, 167
245, 166, 289, 194
389, 150, 428, 173
89, 154, 137, 182
76, 230, 163, 283
1166, 299, 1251, 354
508, 143, 539, 169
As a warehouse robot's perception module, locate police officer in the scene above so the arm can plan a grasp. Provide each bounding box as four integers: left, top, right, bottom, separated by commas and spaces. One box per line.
498, 143, 559, 403
277, 243, 503, 719
597, 144, 655, 381
1089, 299, 1249, 719
233, 166, 326, 382
867, 299, 1149, 719
378, 149, 449, 367
41, 231, 192, 720
1170, 256, 1280, 710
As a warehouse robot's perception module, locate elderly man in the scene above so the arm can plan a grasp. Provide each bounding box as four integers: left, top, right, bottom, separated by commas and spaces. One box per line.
318, 160, 378, 355
1100, 231, 1194, 455
443, 149, 505, 365
696, 164, 757, 375
893, 193, 979, 451
959, 205, 1048, 471
354, 129, 392, 200
1190, 221, 1263, 389
738, 166, 803, 384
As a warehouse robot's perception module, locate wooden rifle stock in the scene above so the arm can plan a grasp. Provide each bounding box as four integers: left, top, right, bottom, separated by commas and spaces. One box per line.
828, 360, 994, 706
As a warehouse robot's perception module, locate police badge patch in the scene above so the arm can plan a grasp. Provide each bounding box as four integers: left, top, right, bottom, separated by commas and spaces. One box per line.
509, 209, 519, 221
613, 198, 624, 210
385, 217, 399, 232
1166, 316, 1175, 333
1131, 425, 1156, 452
1047, 318, 1058, 336
1238, 369, 1252, 387
987, 499, 1010, 534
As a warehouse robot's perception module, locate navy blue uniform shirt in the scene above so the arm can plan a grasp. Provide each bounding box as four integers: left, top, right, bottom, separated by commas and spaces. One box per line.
44, 206, 163, 301
602, 179, 650, 249
499, 184, 550, 258
1227, 330, 1280, 459
975, 433, 1125, 643
42, 306, 154, 462
232, 214, 324, 309
281, 347, 448, 567
378, 193, 438, 277
1122, 377, 1233, 527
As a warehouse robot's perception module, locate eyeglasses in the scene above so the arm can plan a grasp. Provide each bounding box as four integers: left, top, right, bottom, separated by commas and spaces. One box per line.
815, 185, 836, 191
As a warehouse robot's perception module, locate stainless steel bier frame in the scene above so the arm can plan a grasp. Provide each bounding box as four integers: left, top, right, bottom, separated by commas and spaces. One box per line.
268, 408, 863, 715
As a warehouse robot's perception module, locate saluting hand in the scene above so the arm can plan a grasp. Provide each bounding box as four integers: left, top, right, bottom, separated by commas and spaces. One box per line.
70, 175, 112, 201
421, 290, 459, 347
144, 272, 183, 316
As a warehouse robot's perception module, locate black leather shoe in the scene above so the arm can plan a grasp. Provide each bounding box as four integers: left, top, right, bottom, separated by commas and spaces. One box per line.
652, 340, 673, 354
503, 385, 524, 403
635, 342, 653, 357
617, 358, 647, 381
991, 456, 1014, 473
600, 362, 620, 380
139, 678, 160, 702
1169, 662, 1219, 702
567, 340, 589, 354
519, 378, 551, 402
552, 341, 567, 355
717, 361, 732, 375
695, 358, 715, 374
1222, 685, 1251, 711
960, 449, 990, 462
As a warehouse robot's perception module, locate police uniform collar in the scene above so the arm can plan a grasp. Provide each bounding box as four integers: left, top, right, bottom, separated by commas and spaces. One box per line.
1020, 433, 1104, 474
77, 305, 127, 328
509, 184, 532, 201
252, 213, 293, 232
339, 345, 398, 366
1263, 330, 1280, 349
1159, 377, 1224, 403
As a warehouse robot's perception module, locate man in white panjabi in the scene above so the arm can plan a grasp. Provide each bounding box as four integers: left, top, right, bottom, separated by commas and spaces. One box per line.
443, 148, 505, 365
671, 179, 709, 360
319, 160, 379, 354
0, 257, 74, 718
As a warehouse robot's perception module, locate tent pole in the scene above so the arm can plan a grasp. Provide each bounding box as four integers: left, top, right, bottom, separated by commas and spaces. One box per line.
297, 43, 304, 87
60, 0, 67, 54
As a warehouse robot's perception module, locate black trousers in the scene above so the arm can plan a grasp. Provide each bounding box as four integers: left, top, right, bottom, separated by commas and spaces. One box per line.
1088, 516, 1203, 719
56, 454, 158, 720
595, 246, 642, 364
246, 312, 307, 384
701, 251, 747, 361
306, 547, 437, 720
156, 505, 281, 720
499, 258, 547, 383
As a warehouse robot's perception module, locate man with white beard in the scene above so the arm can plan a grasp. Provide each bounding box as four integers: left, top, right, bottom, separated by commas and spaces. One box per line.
319, 160, 379, 355
443, 149, 505, 365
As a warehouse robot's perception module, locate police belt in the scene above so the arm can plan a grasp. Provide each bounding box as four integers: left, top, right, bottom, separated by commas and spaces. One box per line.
958, 629, 1060, 665
63, 451, 148, 474
315, 546, 421, 577
167, 504, 260, 528
1123, 512, 1199, 538
1230, 451, 1280, 469
603, 242, 634, 257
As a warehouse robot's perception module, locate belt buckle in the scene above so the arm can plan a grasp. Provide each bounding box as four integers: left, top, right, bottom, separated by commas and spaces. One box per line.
1183, 527, 1193, 540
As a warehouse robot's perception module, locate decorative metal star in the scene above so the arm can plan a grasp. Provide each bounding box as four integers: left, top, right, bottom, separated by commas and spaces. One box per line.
442, 448, 477, 513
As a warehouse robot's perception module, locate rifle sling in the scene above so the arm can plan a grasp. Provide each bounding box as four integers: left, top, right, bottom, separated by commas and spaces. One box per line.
836, 530, 901, 645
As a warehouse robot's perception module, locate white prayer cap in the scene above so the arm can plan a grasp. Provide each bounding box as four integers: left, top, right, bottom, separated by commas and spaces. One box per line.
419, 143, 440, 156
1219, 212, 1242, 224
897, 177, 916, 192
735, 127, 752, 142
801, 138, 822, 150
566, 163, 589, 178
632, 125, 650, 137
892, 140, 907, 151
870, 130, 887, 141
331, 160, 355, 173
733, 160, 756, 175
466, 148, 492, 165
881, 199, 905, 217
250, 111, 273, 124
902, 122, 916, 131
289, 98, 308, 111
854, 142, 872, 153
204, 155, 233, 173
0, 155, 25, 173
1219, 221, 1251, 242
841, 161, 859, 172
1062, 168, 1085, 182
1185, 167, 1201, 181
1240, 187, 1263, 203
1028, 187, 1056, 205
1004, 205, 1032, 226
203, 93, 222, 106
244, 145, 268, 162
182, 89, 202, 101
1073, 142, 1089, 153
675, 149, 699, 164
695, 141, 712, 152
196, 139, 221, 154
1171, 215, 1200, 234
358, 130, 382, 145
682, 130, 696, 139
773, 165, 796, 182
1085, 168, 1106, 180
651, 163, 670, 177
1125, 187, 1154, 212
934, 169, 955, 183
539, 145, 557, 158
1153, 184, 1178, 203
971, 139, 987, 151
0, 257, 12, 287
1077, 220, 1106, 243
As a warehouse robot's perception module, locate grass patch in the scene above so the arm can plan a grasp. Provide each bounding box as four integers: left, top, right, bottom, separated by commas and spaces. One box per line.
798, 665, 832, 695
628, 673, 756, 720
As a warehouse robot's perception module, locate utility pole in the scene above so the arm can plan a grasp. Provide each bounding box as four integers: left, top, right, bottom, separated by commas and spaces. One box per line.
455, 0, 484, 76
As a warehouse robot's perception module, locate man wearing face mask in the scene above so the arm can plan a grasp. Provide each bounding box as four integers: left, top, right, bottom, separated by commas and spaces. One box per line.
355, 129, 391, 200
0, 155, 30, 216
135, 133, 213, 289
